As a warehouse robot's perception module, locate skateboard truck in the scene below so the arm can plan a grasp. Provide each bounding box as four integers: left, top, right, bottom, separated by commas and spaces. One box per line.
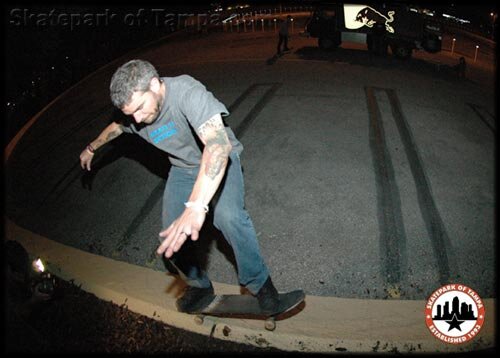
194, 313, 278, 331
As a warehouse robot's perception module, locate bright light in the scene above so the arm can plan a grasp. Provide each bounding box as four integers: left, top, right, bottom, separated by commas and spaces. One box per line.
416, 8, 436, 16
33, 258, 45, 273
222, 14, 237, 23
442, 13, 470, 24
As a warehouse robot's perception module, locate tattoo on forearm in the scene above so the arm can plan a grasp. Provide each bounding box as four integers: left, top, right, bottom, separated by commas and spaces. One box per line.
199, 117, 231, 180
206, 136, 229, 179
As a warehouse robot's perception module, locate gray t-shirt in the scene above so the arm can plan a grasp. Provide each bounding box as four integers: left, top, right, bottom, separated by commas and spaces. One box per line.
121, 75, 243, 168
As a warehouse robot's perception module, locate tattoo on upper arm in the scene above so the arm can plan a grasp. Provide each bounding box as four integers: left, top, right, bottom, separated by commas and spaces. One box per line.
198, 116, 224, 139
198, 116, 232, 180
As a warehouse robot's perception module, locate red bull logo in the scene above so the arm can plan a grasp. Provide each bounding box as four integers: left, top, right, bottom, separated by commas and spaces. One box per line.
344, 4, 395, 33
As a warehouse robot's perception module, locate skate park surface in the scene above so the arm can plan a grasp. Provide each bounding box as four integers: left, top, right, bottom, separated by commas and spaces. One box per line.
5, 13, 496, 353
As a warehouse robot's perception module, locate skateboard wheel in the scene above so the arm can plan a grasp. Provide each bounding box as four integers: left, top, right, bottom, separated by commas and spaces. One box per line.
264, 318, 276, 331
194, 315, 205, 325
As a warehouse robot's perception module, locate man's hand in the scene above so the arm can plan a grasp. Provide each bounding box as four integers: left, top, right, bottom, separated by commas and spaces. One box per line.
80, 148, 94, 171
157, 208, 206, 258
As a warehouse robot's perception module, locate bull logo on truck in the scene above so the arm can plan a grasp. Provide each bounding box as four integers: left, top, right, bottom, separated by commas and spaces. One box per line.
343, 4, 396, 33
355, 6, 395, 33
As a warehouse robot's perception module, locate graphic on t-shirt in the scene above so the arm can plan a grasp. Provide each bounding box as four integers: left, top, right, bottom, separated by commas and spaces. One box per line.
151, 122, 177, 144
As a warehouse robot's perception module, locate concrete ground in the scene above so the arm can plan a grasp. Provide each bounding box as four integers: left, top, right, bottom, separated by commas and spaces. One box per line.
5, 13, 496, 353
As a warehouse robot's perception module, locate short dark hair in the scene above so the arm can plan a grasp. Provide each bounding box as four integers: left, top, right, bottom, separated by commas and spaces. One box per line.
109, 59, 159, 108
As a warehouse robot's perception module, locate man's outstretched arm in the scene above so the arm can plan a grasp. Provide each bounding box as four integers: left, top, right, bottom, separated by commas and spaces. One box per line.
79, 121, 124, 171
157, 113, 232, 258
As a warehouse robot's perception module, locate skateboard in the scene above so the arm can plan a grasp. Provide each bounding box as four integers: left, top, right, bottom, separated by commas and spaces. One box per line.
190, 290, 305, 331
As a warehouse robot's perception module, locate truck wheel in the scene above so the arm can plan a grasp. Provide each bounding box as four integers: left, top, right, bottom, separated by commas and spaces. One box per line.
368, 37, 388, 56
423, 37, 441, 53
319, 37, 337, 51
391, 45, 412, 60
366, 34, 373, 51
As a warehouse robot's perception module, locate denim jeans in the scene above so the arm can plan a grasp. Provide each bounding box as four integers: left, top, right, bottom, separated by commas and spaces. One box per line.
161, 152, 270, 295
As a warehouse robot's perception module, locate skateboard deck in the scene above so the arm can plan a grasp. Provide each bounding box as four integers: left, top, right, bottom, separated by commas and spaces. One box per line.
191, 290, 305, 331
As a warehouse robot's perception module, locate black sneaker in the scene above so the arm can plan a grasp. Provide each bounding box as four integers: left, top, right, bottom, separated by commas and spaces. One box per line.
176, 284, 214, 313
256, 277, 280, 314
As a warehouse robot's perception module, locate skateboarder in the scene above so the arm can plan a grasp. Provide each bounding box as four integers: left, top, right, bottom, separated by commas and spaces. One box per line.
277, 15, 292, 55
79, 59, 284, 314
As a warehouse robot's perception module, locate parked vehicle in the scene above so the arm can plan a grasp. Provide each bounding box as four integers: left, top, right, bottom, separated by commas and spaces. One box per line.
304, 3, 442, 59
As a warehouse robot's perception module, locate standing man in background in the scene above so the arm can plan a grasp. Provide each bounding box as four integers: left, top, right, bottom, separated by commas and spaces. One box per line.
277, 15, 292, 55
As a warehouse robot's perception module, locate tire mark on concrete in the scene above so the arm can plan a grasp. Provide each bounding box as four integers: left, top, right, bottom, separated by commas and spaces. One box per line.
466, 103, 495, 133
365, 86, 406, 290
38, 160, 82, 208
234, 83, 282, 138
112, 179, 166, 258
38, 144, 117, 208
385, 88, 459, 285
227, 83, 261, 113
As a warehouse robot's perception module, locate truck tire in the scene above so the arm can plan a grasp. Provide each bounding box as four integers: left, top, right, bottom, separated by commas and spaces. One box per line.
367, 34, 373, 51
367, 34, 388, 56
318, 32, 341, 51
391, 44, 412, 60
422, 36, 441, 53
319, 37, 337, 51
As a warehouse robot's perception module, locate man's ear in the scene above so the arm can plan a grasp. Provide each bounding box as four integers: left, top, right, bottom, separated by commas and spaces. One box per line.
149, 77, 161, 93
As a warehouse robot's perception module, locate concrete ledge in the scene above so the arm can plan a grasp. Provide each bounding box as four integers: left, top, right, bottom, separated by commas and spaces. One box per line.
6, 219, 495, 353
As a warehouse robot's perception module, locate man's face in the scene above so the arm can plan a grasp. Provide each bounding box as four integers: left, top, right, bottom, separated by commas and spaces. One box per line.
122, 81, 162, 125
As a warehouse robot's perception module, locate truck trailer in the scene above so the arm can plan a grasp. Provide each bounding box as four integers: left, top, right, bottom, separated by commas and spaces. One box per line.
304, 3, 443, 59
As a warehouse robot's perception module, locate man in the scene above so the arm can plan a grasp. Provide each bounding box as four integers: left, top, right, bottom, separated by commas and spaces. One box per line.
277, 15, 292, 55
79, 59, 282, 313
454, 57, 466, 79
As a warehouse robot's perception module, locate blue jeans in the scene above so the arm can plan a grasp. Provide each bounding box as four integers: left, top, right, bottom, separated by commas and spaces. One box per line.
161, 152, 270, 295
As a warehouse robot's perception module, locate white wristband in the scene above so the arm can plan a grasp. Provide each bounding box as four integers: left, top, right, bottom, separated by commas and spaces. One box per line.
184, 201, 209, 213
